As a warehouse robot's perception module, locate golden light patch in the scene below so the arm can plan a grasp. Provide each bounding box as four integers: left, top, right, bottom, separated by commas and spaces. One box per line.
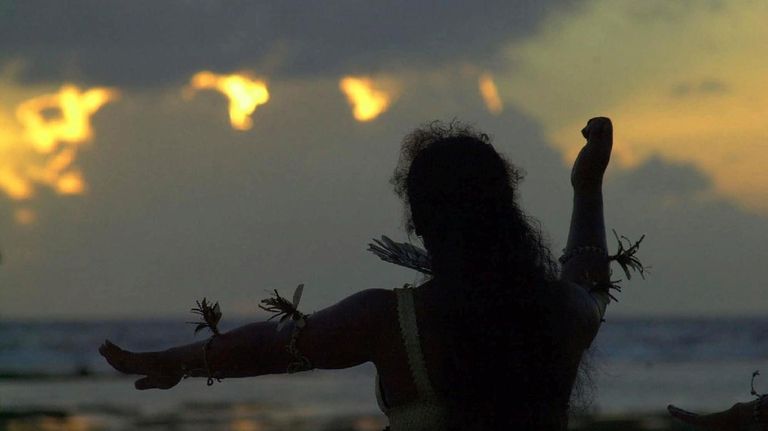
339, 76, 394, 122
499, 0, 768, 213
13, 208, 36, 226
229, 418, 263, 431
185, 71, 270, 131
17, 85, 117, 153
478, 73, 503, 115
0, 83, 117, 214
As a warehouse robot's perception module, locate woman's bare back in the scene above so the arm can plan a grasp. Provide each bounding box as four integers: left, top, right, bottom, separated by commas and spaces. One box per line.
372, 279, 592, 410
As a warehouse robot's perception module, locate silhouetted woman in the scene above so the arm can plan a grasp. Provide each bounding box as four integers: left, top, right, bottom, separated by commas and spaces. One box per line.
101, 117, 617, 430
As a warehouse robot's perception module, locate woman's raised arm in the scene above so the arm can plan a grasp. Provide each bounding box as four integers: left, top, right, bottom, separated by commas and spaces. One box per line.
558, 117, 614, 345
99, 288, 393, 390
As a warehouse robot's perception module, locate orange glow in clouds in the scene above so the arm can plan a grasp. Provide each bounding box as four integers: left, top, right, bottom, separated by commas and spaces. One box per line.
478, 73, 503, 115
339, 76, 392, 122
14, 208, 36, 226
0, 85, 118, 206
500, 0, 768, 213
186, 71, 270, 131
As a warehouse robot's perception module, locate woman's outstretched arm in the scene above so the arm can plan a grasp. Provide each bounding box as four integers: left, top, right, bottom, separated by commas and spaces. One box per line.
100, 288, 393, 390
558, 117, 613, 345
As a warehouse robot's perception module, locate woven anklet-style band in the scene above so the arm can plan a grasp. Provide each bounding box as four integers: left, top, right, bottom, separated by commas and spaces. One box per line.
558, 245, 608, 265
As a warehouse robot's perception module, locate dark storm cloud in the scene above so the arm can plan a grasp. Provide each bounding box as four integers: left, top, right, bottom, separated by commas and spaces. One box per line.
0, 0, 574, 86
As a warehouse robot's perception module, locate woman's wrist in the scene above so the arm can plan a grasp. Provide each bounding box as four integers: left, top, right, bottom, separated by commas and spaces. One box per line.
572, 179, 603, 194
164, 344, 204, 376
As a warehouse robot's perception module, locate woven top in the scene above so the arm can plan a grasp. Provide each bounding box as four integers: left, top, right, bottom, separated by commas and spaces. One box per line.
376, 286, 449, 430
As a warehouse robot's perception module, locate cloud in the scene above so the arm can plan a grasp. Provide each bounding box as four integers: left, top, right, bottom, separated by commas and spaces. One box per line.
1, 1, 766, 318
603, 157, 768, 315
670, 79, 728, 98
1, 69, 766, 318
497, 0, 768, 213
0, 70, 568, 318
0, 0, 569, 87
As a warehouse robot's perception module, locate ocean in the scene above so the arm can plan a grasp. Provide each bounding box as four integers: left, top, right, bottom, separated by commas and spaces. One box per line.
1, 317, 767, 430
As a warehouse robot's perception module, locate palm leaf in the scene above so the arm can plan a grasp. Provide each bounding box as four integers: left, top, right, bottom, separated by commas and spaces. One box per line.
367, 235, 432, 274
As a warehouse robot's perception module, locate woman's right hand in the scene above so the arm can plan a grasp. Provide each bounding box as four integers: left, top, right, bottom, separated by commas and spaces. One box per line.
571, 117, 613, 191
99, 339, 183, 390
668, 401, 762, 431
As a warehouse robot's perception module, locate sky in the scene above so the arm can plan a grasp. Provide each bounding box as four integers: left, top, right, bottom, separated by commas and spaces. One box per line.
0, 0, 766, 319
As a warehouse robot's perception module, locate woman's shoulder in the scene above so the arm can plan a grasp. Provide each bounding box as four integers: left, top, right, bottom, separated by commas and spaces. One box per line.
343, 288, 397, 312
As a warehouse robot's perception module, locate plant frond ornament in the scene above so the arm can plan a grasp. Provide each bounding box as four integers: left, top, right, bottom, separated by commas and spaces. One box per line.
259, 284, 313, 373
367, 235, 432, 275
609, 229, 647, 280
185, 298, 224, 385
368, 231, 647, 305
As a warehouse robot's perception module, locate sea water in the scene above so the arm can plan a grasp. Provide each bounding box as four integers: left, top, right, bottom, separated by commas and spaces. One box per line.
1, 318, 767, 427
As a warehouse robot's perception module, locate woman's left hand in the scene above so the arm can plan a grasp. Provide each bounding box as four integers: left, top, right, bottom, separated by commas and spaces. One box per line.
99, 339, 183, 390
571, 117, 613, 191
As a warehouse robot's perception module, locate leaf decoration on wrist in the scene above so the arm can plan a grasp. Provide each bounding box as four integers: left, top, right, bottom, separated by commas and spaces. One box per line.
184, 298, 224, 385
367, 235, 432, 275
609, 229, 647, 280
259, 284, 307, 331
187, 298, 222, 336
259, 284, 313, 373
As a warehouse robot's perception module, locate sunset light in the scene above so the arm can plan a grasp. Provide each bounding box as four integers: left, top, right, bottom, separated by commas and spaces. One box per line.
16, 85, 117, 154
478, 73, 503, 115
339, 76, 392, 122
0, 84, 118, 204
500, 0, 768, 213
186, 71, 270, 131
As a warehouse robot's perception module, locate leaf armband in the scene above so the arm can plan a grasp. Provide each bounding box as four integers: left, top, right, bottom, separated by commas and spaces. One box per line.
608, 230, 647, 280
259, 284, 313, 373
185, 298, 224, 385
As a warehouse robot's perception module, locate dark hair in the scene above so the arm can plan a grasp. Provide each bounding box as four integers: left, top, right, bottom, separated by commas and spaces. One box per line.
392, 121, 583, 429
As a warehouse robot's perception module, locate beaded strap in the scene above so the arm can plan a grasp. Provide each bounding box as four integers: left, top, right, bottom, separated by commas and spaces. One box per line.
396, 286, 436, 399
558, 245, 608, 265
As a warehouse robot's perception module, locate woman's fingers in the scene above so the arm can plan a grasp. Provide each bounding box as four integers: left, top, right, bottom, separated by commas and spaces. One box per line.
571, 117, 613, 190
99, 339, 155, 375
99, 340, 136, 374
581, 117, 613, 167
668, 405, 708, 427
134, 376, 158, 390
134, 374, 181, 390
100, 340, 183, 390
668, 404, 739, 430
582, 117, 613, 145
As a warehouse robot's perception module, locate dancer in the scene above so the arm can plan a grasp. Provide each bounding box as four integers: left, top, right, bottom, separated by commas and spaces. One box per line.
101, 117, 630, 430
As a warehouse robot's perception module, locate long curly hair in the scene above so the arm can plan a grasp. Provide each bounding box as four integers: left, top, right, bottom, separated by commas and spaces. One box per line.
392, 121, 586, 430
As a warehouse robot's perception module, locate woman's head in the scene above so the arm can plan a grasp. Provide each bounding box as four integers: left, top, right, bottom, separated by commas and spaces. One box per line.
393, 123, 517, 237
391, 121, 556, 282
